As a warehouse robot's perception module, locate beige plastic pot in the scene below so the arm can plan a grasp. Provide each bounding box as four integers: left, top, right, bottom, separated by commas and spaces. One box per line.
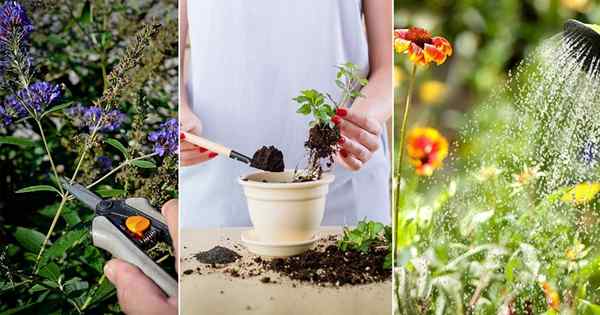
238, 170, 335, 242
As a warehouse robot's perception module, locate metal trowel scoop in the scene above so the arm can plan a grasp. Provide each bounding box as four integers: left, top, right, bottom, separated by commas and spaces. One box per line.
563, 19, 600, 73
181, 131, 285, 172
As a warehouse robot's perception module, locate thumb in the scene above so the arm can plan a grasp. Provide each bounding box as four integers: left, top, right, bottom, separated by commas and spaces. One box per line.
104, 259, 177, 315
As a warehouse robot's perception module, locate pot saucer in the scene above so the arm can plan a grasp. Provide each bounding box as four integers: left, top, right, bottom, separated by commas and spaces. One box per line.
240, 230, 317, 257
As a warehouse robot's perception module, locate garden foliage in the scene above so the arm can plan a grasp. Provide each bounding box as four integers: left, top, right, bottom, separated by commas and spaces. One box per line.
0, 1, 178, 313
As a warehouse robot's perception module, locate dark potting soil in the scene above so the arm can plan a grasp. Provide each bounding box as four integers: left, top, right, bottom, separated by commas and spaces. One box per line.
296, 123, 340, 181
265, 244, 391, 286
250, 146, 285, 172
306, 123, 340, 160
194, 246, 241, 265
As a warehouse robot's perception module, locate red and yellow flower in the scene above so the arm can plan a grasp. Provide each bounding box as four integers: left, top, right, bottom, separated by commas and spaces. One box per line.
406, 127, 449, 176
541, 282, 560, 311
394, 27, 453, 66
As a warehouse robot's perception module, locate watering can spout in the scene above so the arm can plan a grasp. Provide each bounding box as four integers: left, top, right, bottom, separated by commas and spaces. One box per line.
563, 19, 600, 73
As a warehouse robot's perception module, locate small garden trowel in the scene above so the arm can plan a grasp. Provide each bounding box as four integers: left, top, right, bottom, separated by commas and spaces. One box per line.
180, 131, 285, 172
60, 178, 177, 297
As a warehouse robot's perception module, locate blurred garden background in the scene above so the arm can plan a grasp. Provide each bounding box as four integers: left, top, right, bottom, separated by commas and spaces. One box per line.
394, 0, 600, 313
394, 0, 600, 150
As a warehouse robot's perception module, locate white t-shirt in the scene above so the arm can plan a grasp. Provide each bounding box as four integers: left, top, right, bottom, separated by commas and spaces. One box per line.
182, 0, 390, 228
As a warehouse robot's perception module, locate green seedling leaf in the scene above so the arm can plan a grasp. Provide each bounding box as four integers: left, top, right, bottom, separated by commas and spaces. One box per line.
0, 136, 35, 147
296, 103, 311, 115
105, 138, 129, 158
38, 262, 61, 282
131, 159, 156, 168
13, 227, 46, 253
16, 185, 61, 195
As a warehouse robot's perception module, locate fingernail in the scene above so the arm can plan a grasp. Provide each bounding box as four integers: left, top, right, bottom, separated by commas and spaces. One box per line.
336, 107, 348, 117
338, 136, 345, 145
104, 262, 115, 282
208, 152, 218, 158
197, 147, 208, 153
331, 115, 342, 125
179, 132, 186, 140
340, 149, 348, 158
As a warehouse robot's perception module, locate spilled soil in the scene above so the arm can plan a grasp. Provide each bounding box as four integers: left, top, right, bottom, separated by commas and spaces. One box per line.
193, 246, 241, 265
182, 235, 391, 287
250, 146, 285, 172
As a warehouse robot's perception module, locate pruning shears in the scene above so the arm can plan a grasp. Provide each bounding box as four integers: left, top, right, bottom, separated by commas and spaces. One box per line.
60, 178, 177, 297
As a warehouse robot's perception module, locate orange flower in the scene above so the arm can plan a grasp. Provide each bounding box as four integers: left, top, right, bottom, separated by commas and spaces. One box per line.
394, 27, 453, 66
407, 127, 449, 176
541, 282, 560, 311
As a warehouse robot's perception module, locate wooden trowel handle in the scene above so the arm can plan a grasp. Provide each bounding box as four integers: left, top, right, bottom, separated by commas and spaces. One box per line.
181, 131, 231, 156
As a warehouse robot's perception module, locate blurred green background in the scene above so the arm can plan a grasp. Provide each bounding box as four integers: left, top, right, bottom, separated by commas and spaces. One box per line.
394, 0, 600, 145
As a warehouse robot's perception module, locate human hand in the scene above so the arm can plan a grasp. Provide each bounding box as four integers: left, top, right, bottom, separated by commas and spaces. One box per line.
180, 107, 217, 166
331, 107, 382, 171
103, 199, 178, 315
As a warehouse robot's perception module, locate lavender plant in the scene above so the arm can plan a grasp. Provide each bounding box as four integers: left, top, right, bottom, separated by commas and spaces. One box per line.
0, 1, 178, 313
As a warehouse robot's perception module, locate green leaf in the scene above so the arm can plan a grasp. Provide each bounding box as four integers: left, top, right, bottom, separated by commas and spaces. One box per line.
131, 159, 156, 169
40, 101, 73, 119
296, 103, 311, 115
42, 229, 87, 261
88, 278, 116, 305
0, 136, 35, 147
105, 138, 129, 158
0, 302, 42, 315
13, 227, 46, 253
95, 186, 125, 198
80, 1, 93, 24
38, 262, 61, 282
335, 79, 345, 89
16, 185, 61, 195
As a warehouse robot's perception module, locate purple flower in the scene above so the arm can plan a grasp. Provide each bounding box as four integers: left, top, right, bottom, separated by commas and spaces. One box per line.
0, 1, 33, 42
97, 156, 113, 171
0, 1, 33, 75
582, 140, 598, 166
67, 104, 125, 132
0, 81, 60, 125
148, 118, 178, 156
18, 81, 61, 113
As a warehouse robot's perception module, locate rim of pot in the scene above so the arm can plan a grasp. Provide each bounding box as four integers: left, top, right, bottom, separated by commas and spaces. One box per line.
238, 170, 335, 189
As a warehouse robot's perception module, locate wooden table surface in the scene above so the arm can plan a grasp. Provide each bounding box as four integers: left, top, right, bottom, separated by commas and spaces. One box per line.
180, 227, 392, 315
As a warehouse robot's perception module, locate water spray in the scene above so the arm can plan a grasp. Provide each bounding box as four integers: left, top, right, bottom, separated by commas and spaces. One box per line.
563, 19, 600, 73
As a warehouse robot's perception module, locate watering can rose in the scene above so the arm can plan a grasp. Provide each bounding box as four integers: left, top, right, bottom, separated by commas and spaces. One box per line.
394, 27, 453, 65
406, 127, 448, 176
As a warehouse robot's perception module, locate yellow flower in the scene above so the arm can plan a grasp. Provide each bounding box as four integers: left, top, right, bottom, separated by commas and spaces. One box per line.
406, 127, 449, 176
419, 80, 447, 105
561, 182, 600, 204
475, 165, 502, 182
541, 282, 560, 311
561, 0, 590, 12
510, 164, 544, 196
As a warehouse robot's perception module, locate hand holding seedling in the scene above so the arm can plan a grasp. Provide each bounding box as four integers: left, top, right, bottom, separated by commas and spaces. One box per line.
332, 107, 382, 171
104, 199, 178, 315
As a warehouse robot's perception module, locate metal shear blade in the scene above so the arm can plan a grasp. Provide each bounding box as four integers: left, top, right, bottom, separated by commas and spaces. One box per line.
59, 177, 103, 211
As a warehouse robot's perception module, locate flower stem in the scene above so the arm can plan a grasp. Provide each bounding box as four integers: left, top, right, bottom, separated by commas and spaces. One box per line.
34, 195, 67, 272
393, 64, 417, 266
35, 119, 64, 195
86, 153, 157, 189
81, 274, 106, 311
